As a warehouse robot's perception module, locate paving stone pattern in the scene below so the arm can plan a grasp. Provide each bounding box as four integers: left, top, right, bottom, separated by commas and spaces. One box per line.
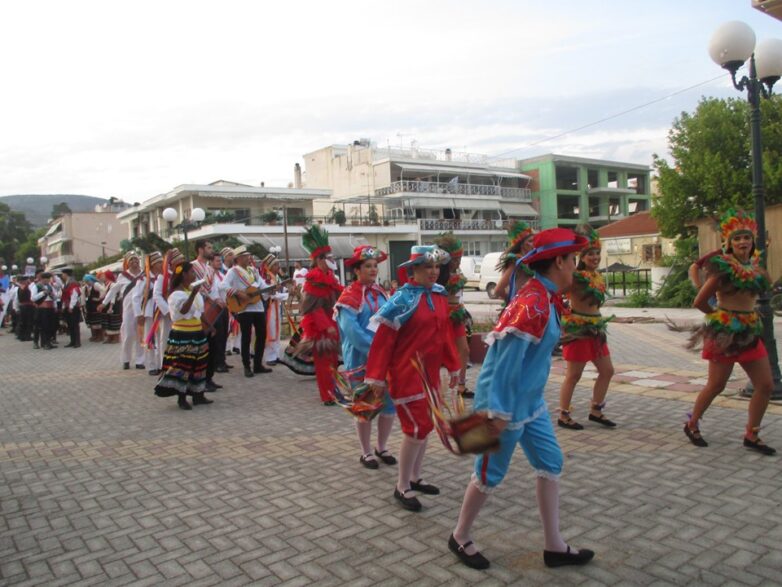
1, 323, 782, 586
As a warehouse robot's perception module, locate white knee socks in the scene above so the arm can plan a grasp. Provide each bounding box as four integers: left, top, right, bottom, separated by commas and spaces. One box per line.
397, 435, 424, 493
356, 420, 372, 456
376, 414, 394, 453
536, 476, 568, 553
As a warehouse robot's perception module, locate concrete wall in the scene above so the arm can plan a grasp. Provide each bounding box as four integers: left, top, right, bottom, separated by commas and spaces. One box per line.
601, 234, 676, 270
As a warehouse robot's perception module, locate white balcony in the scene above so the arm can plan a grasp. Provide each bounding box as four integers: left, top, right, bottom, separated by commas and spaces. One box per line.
418, 218, 540, 232
376, 180, 531, 201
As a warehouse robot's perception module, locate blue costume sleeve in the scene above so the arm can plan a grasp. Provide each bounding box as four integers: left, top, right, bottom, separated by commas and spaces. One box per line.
336, 306, 374, 357
473, 335, 545, 422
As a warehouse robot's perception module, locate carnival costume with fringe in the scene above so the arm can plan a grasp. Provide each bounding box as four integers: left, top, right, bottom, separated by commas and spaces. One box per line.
435, 233, 470, 337
295, 225, 343, 402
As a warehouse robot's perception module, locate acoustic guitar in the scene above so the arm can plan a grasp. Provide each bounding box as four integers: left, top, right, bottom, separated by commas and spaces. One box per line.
226, 279, 292, 314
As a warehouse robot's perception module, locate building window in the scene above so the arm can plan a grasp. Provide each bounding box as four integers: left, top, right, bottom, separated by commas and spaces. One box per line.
61, 242, 73, 255
609, 197, 621, 217
642, 244, 662, 263
587, 169, 599, 188
588, 197, 601, 218
555, 166, 579, 190
627, 173, 646, 194
607, 171, 618, 188
464, 241, 481, 256
557, 195, 580, 219
629, 199, 648, 214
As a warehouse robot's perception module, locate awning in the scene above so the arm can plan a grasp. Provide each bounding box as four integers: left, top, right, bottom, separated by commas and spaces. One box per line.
44, 221, 63, 237
389, 196, 501, 211
396, 163, 530, 180
502, 202, 538, 217
239, 234, 369, 260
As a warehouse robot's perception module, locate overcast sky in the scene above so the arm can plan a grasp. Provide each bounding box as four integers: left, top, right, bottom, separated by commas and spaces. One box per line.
1, 0, 780, 202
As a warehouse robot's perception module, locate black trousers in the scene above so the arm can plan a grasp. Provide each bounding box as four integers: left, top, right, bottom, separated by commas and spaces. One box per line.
65, 309, 81, 346
237, 311, 266, 369
213, 311, 229, 369
18, 305, 34, 340
37, 307, 56, 346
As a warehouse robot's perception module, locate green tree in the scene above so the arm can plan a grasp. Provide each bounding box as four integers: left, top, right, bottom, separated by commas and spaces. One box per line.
0, 202, 33, 264
51, 202, 72, 218
653, 96, 782, 238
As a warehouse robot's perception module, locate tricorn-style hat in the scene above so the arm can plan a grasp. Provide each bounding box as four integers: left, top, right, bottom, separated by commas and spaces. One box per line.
398, 245, 450, 269
345, 245, 388, 268
520, 228, 588, 265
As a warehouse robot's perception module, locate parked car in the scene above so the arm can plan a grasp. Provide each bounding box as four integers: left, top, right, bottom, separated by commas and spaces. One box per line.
478, 252, 502, 298
460, 256, 481, 290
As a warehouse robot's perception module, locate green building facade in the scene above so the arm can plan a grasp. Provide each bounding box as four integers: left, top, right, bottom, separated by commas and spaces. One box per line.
519, 154, 652, 229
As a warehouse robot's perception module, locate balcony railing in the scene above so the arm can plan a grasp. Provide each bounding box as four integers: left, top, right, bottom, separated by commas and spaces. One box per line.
375, 180, 531, 201
418, 218, 540, 232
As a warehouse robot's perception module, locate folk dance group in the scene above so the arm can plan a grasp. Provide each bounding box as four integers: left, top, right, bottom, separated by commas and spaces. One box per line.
0, 207, 775, 571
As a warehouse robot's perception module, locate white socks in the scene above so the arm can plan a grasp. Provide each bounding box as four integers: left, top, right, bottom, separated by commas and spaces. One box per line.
537, 476, 569, 553
376, 414, 394, 453
397, 435, 424, 493
453, 482, 489, 555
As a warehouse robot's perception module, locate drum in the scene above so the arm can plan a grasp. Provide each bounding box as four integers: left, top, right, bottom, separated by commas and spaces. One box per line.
449, 412, 501, 455
202, 298, 224, 330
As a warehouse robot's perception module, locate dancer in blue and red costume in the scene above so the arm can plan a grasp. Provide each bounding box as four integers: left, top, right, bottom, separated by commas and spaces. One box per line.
448, 228, 595, 571
335, 245, 397, 470
366, 245, 461, 512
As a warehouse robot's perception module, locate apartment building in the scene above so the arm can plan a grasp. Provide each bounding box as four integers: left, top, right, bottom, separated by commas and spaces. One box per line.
519, 154, 652, 229
39, 206, 126, 270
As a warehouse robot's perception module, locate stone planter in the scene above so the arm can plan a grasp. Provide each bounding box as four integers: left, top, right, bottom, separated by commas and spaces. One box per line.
469, 332, 490, 364
651, 266, 673, 294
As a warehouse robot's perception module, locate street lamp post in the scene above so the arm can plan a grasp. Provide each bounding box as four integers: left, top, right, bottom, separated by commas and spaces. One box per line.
709, 21, 782, 398
162, 207, 206, 261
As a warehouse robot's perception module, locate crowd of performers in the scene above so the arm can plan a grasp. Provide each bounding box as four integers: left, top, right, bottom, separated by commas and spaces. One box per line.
0, 207, 777, 571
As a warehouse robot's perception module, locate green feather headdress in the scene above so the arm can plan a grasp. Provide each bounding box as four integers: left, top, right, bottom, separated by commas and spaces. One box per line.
302, 224, 331, 259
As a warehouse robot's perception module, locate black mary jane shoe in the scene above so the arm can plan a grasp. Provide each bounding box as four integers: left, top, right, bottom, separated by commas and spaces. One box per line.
588, 412, 617, 428
557, 418, 584, 431
177, 396, 192, 411
543, 545, 595, 568
449, 534, 490, 570
123, 362, 130, 370
393, 488, 422, 512
684, 424, 708, 447
360, 454, 379, 469
135, 364, 145, 370
410, 478, 439, 495
743, 436, 777, 456
148, 369, 161, 377
374, 449, 397, 465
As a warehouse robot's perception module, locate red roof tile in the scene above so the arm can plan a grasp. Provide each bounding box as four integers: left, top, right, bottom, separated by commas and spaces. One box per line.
597, 211, 659, 238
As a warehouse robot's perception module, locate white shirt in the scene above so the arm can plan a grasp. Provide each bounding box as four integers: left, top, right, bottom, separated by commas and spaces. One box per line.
293, 267, 308, 287
153, 271, 171, 316
220, 265, 269, 313
132, 274, 158, 319
167, 289, 203, 321
30, 282, 58, 303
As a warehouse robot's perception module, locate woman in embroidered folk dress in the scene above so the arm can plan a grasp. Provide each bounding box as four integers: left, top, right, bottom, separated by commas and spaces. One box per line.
434, 233, 472, 398
684, 210, 775, 455
557, 225, 616, 429
154, 262, 213, 410
335, 245, 397, 469
448, 228, 594, 570
494, 221, 536, 304
365, 245, 461, 512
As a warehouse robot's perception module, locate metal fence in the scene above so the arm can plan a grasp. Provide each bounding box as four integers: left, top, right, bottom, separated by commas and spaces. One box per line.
604, 269, 651, 296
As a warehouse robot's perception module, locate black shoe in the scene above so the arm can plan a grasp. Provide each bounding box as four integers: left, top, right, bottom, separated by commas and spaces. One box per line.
64, 343, 75, 348
215, 365, 229, 373
72, 344, 81, 348
393, 488, 422, 512
225, 350, 232, 356
193, 393, 213, 406
135, 364, 145, 370
205, 381, 219, 392
684, 424, 708, 447
232, 347, 240, 354
743, 436, 776, 455
448, 534, 490, 570
225, 364, 234, 369
244, 367, 254, 378
322, 400, 336, 406
148, 369, 161, 376
43, 344, 53, 350
410, 479, 439, 495
254, 366, 273, 374
374, 449, 397, 465
543, 545, 595, 568
178, 396, 192, 410
123, 362, 130, 370
588, 413, 616, 428
360, 454, 379, 469
558, 418, 584, 430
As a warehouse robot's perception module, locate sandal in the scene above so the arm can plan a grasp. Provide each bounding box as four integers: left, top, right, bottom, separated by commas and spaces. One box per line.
557, 408, 583, 430
374, 449, 397, 465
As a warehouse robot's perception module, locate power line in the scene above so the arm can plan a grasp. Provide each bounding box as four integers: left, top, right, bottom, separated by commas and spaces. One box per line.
489, 75, 726, 160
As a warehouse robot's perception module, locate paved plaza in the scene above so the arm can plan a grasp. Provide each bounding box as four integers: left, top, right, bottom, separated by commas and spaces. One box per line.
2, 321, 782, 586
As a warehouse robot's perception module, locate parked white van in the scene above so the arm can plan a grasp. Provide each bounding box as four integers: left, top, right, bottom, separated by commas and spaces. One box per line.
478, 252, 502, 298
459, 256, 481, 290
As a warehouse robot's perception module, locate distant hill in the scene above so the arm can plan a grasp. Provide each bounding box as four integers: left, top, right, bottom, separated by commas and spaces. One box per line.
0, 194, 109, 227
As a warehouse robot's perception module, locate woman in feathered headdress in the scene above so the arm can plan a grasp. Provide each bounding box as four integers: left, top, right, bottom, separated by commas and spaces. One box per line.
684, 209, 775, 455
298, 225, 344, 405
494, 221, 536, 304
557, 224, 616, 431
